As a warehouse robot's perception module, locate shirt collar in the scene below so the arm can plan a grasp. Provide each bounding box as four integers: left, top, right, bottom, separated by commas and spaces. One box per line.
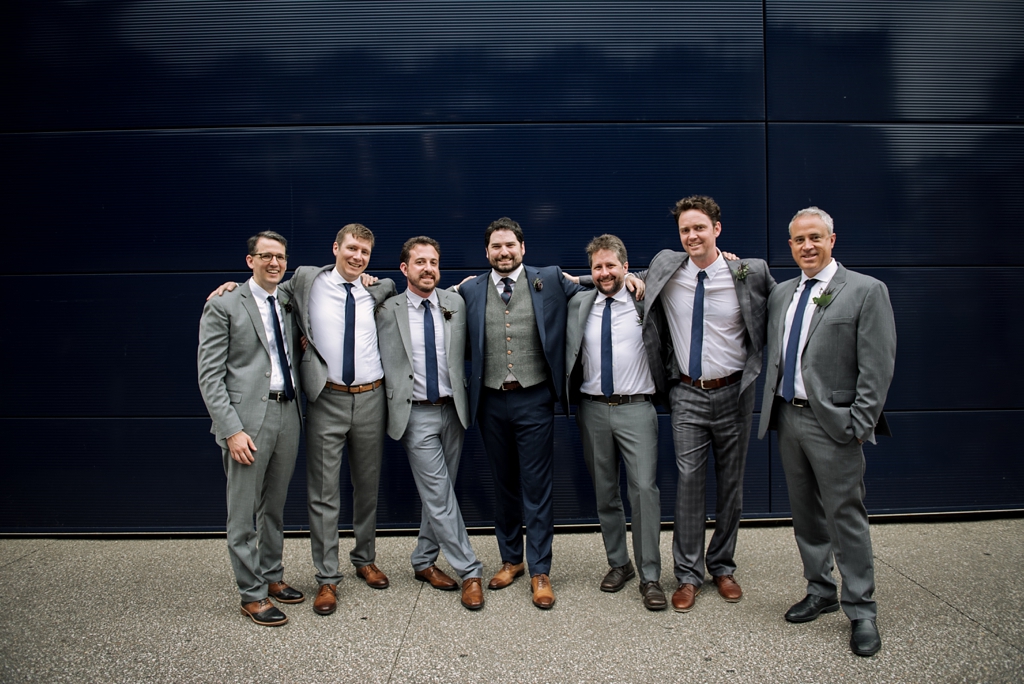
600, 285, 630, 305
491, 264, 524, 285
329, 267, 365, 291
800, 258, 838, 287
247, 277, 276, 301
684, 250, 725, 279
405, 288, 440, 308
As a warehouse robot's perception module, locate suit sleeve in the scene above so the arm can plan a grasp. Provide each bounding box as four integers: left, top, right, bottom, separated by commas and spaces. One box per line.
557, 269, 588, 298
197, 299, 245, 441
852, 281, 897, 442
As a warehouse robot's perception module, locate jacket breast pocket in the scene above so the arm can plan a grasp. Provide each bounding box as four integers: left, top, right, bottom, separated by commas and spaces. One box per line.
228, 391, 243, 404
831, 390, 856, 406
825, 317, 854, 325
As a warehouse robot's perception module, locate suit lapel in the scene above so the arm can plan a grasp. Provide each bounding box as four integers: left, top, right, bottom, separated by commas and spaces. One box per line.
727, 260, 754, 333
525, 266, 547, 350
646, 251, 687, 315
776, 279, 800, 348
394, 295, 414, 363
239, 283, 272, 355
438, 289, 453, 359
464, 273, 488, 354
805, 263, 848, 345
577, 289, 599, 346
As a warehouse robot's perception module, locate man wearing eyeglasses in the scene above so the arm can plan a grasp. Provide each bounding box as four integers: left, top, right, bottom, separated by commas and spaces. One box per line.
198, 231, 304, 626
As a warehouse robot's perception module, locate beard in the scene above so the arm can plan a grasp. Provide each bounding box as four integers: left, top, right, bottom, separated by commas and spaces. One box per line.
488, 254, 522, 275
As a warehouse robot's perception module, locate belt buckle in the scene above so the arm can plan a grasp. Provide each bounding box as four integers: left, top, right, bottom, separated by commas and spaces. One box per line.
698, 378, 712, 390
607, 395, 621, 406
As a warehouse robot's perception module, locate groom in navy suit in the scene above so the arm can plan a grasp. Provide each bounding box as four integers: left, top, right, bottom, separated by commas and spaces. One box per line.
457, 217, 587, 609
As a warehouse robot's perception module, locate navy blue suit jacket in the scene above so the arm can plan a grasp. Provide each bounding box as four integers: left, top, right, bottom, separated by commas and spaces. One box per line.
461, 265, 586, 424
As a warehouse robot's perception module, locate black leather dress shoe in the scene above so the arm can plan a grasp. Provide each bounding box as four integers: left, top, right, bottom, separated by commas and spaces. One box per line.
241, 598, 288, 626
784, 594, 840, 623
639, 581, 667, 611
850, 619, 881, 656
600, 561, 636, 593
268, 581, 305, 604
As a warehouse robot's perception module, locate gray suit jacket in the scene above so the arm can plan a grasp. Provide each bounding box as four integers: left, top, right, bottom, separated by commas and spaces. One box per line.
376, 288, 470, 440
279, 265, 396, 403
636, 251, 774, 404
758, 262, 896, 444
565, 288, 664, 407
197, 281, 302, 447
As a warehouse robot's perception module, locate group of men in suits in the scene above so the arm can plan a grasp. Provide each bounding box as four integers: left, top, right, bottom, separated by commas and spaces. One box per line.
197, 198, 896, 657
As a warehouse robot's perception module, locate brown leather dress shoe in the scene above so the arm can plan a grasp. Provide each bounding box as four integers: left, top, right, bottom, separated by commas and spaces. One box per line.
531, 574, 556, 609
241, 598, 288, 626
415, 565, 458, 591
639, 581, 668, 611
356, 563, 390, 589
671, 583, 700, 613
712, 574, 742, 602
461, 577, 484, 610
487, 561, 525, 590
267, 581, 305, 604
313, 584, 337, 615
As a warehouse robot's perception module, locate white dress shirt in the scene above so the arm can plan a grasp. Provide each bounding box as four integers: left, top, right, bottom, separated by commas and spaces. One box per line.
660, 252, 746, 379
307, 267, 384, 385
580, 287, 656, 396
248, 278, 293, 392
405, 289, 454, 401
778, 258, 839, 401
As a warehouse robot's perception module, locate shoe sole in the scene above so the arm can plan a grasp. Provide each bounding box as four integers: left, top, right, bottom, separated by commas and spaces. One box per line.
643, 601, 668, 611
415, 574, 459, 591
487, 570, 524, 590
851, 642, 881, 657
532, 599, 556, 609
313, 604, 336, 616
461, 600, 485, 611
241, 608, 288, 626
785, 602, 840, 623
269, 594, 305, 604
600, 570, 636, 593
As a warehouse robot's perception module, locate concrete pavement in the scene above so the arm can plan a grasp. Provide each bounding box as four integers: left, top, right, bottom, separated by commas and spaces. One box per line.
1, 519, 1021, 683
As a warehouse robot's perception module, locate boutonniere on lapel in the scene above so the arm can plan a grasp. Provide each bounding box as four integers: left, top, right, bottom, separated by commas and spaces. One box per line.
731, 261, 750, 281
812, 289, 834, 309
532, 277, 543, 292
282, 300, 293, 314
440, 306, 455, 321
635, 309, 645, 326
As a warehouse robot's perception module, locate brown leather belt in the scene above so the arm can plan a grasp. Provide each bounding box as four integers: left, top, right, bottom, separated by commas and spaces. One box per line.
789, 397, 810, 408
584, 393, 652, 406
267, 391, 292, 402
412, 396, 453, 406
500, 381, 523, 391
679, 370, 742, 390
324, 378, 383, 394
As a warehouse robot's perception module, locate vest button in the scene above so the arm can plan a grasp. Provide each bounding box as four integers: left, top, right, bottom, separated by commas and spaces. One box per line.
506, 336, 511, 341
507, 350, 512, 355
506, 323, 510, 328
508, 363, 513, 369
505, 310, 510, 315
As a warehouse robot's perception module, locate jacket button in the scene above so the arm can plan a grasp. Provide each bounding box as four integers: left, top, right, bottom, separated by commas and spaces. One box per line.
261, 396, 268, 402
265, 371, 271, 377
409, 375, 413, 379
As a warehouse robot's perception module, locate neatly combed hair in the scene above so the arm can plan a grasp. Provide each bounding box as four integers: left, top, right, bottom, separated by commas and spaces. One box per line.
247, 230, 288, 255
671, 195, 721, 226
484, 216, 525, 246
789, 206, 834, 235
400, 236, 441, 264
585, 234, 628, 267
336, 223, 376, 248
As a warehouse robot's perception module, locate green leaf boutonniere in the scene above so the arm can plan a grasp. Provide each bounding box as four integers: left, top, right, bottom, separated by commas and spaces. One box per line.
732, 262, 750, 281
635, 309, 645, 326
532, 277, 544, 292
282, 300, 293, 314
812, 289, 834, 309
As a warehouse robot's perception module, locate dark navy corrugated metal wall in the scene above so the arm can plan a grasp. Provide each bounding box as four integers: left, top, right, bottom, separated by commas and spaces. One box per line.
2, 1, 1021, 532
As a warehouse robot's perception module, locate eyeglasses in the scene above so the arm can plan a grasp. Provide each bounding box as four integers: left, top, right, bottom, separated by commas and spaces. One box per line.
252, 252, 288, 263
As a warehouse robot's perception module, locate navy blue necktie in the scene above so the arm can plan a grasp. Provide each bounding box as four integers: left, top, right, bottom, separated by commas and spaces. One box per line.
267, 296, 295, 400
500, 277, 513, 305
342, 283, 356, 386
422, 299, 440, 403
601, 297, 614, 397
688, 270, 707, 380
782, 278, 818, 402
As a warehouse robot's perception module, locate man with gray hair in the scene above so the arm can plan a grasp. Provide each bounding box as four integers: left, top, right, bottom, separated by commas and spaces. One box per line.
758, 207, 896, 657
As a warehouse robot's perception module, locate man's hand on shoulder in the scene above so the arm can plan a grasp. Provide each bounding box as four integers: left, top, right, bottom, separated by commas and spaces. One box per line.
361, 273, 379, 286
207, 281, 239, 301
721, 251, 739, 261
227, 431, 257, 465
625, 273, 646, 300
561, 271, 580, 285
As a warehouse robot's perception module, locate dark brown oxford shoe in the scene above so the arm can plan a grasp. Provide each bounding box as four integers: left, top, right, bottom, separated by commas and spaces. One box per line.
267, 581, 305, 604
487, 561, 525, 590
241, 598, 288, 626
356, 563, 390, 589
461, 577, 485, 610
599, 561, 636, 593
415, 564, 458, 591
639, 581, 668, 611
313, 584, 337, 615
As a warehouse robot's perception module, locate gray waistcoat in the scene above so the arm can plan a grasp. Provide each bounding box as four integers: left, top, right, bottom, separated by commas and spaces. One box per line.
483, 272, 547, 389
